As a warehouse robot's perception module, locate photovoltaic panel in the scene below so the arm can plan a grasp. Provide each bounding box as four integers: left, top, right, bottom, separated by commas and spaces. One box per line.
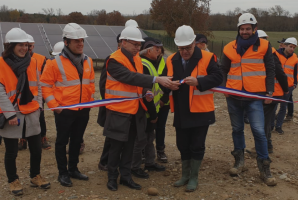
42, 24, 63, 35
94, 25, 117, 37
1, 22, 20, 34
19, 23, 40, 35
85, 36, 107, 47
47, 35, 63, 47
81, 25, 100, 36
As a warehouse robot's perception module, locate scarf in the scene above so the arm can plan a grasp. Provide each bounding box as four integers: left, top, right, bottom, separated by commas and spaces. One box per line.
4, 52, 34, 105
62, 46, 84, 75
236, 31, 259, 56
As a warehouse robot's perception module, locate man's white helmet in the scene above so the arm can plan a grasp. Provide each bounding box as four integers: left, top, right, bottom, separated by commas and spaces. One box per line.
27, 34, 35, 43
125, 19, 139, 28
174, 25, 196, 46
51, 41, 64, 55
119, 26, 144, 42
284, 37, 297, 46
62, 23, 88, 39
257, 30, 268, 38
237, 13, 257, 27
5, 28, 29, 43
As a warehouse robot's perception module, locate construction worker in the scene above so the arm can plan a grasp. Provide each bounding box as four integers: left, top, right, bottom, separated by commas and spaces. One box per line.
221, 13, 276, 186
104, 26, 178, 191
271, 37, 297, 134
40, 23, 95, 187
0, 28, 50, 196
162, 25, 223, 192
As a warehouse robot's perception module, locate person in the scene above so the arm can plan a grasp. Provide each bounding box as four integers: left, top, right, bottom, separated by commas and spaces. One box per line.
0, 28, 50, 196
271, 37, 297, 134
195, 34, 209, 52
40, 23, 95, 187
104, 26, 178, 191
278, 38, 286, 49
221, 13, 276, 186
163, 25, 223, 192
131, 37, 166, 179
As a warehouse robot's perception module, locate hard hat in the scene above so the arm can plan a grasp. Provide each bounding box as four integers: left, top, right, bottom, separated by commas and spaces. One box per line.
51, 41, 64, 55
237, 13, 257, 27
119, 26, 144, 42
27, 34, 35, 43
125, 19, 139, 28
5, 28, 29, 43
174, 25, 196, 46
257, 30, 268, 38
62, 23, 88, 39
284, 37, 297, 46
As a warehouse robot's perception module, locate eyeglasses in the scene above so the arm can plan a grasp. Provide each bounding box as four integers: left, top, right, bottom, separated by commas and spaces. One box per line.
126, 40, 142, 48
178, 45, 193, 52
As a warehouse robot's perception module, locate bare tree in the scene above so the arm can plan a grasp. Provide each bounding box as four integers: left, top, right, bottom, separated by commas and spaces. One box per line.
42, 8, 55, 16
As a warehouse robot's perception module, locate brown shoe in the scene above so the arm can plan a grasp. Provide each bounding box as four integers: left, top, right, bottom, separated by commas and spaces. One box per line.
80, 143, 85, 154
18, 139, 27, 150
98, 162, 108, 171
10, 179, 23, 196
41, 137, 51, 150
31, 175, 51, 189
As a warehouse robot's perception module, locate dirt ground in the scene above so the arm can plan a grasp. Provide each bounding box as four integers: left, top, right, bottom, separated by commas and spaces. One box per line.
1, 71, 298, 200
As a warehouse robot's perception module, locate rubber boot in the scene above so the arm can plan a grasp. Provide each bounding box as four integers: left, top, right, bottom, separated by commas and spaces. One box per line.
174, 160, 190, 187
186, 159, 202, 192
229, 149, 246, 176
257, 157, 277, 186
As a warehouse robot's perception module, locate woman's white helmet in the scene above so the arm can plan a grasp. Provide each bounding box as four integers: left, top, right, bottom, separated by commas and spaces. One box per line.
5, 28, 29, 43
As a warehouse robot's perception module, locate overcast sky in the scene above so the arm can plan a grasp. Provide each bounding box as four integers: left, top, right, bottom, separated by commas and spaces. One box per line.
2, 0, 297, 15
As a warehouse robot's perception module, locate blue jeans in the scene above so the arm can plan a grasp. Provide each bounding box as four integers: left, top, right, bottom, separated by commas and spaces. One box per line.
227, 97, 268, 159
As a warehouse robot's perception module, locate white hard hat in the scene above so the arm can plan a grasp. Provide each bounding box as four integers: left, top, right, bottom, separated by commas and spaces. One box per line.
27, 34, 35, 43
257, 30, 268, 38
51, 41, 64, 55
237, 13, 257, 27
62, 23, 88, 39
284, 37, 297, 46
5, 28, 29, 43
119, 26, 144, 42
125, 19, 139, 28
174, 25, 196, 46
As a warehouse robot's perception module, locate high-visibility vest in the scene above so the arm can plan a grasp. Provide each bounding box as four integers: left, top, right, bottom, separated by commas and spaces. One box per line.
32, 53, 46, 75
105, 49, 147, 114
40, 55, 95, 110
0, 57, 40, 114
166, 50, 215, 113
141, 58, 161, 117
223, 39, 269, 92
274, 51, 298, 87
157, 57, 170, 106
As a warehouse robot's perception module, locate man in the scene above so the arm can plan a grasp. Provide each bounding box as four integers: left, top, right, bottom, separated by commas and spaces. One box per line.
271, 37, 297, 134
131, 37, 166, 179
195, 34, 209, 52
104, 26, 177, 191
40, 23, 95, 187
221, 13, 276, 186
164, 25, 222, 192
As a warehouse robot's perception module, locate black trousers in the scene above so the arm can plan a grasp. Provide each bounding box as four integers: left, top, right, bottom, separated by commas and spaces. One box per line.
99, 137, 110, 166
54, 108, 90, 175
155, 106, 169, 148
263, 103, 276, 149
4, 134, 41, 183
176, 126, 209, 160
107, 119, 137, 181
40, 110, 47, 138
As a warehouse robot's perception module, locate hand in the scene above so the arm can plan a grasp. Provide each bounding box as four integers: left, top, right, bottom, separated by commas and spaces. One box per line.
224, 94, 230, 97
184, 76, 198, 86
160, 101, 164, 108
155, 76, 175, 88
145, 91, 153, 102
169, 80, 180, 90
285, 91, 289, 94
54, 109, 63, 114
9, 117, 18, 126
264, 94, 272, 104
150, 117, 158, 123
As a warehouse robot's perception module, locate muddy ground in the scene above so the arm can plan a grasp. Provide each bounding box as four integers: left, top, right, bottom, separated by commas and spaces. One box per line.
1, 71, 298, 200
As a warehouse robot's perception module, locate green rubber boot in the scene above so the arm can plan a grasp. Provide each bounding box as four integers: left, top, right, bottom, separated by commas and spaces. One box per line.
186, 159, 202, 192
174, 160, 191, 187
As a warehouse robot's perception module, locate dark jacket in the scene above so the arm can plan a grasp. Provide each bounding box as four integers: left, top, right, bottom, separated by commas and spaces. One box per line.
103, 48, 154, 142
163, 47, 223, 128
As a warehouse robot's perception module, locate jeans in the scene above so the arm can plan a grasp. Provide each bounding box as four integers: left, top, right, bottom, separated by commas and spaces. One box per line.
155, 106, 169, 148
226, 97, 268, 159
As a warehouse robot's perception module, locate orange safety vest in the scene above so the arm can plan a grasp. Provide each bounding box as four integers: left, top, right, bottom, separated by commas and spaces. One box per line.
167, 50, 215, 113
32, 53, 46, 75
40, 55, 95, 110
223, 39, 269, 92
0, 57, 40, 114
105, 49, 147, 114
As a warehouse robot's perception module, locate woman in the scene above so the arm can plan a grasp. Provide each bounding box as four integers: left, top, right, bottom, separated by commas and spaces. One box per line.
0, 28, 50, 196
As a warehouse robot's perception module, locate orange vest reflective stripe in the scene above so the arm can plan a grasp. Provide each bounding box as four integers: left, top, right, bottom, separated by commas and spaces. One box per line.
166, 50, 215, 113
223, 39, 269, 92
274, 51, 298, 87
0, 57, 40, 114
105, 49, 147, 114
32, 53, 46, 75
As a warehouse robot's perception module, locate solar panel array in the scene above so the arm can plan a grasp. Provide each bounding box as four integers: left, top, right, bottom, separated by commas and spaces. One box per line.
0, 22, 147, 59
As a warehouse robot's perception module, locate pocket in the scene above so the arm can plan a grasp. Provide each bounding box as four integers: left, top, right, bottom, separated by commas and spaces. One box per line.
106, 110, 131, 135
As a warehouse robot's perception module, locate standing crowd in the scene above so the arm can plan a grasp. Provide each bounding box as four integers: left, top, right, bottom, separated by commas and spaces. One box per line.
0, 13, 297, 196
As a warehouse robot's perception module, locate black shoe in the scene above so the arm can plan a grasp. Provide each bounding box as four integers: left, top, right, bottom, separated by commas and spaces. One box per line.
144, 163, 166, 172
131, 168, 149, 179
119, 179, 141, 190
275, 127, 284, 135
98, 162, 108, 171
107, 179, 118, 191
58, 175, 72, 187
69, 170, 89, 180
284, 115, 293, 122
